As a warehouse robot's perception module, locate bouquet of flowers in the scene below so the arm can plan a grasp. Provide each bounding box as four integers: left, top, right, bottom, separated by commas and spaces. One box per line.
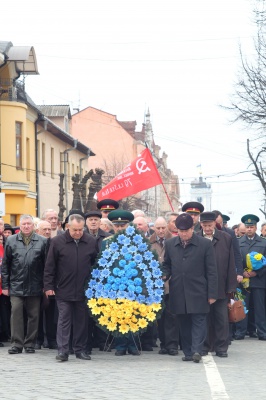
243, 252, 266, 288
86, 225, 164, 337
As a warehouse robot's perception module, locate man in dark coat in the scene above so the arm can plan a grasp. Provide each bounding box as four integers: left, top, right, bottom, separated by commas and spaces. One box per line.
162, 213, 218, 363
198, 212, 237, 357
181, 201, 204, 233
234, 214, 266, 340
44, 214, 98, 362
2, 214, 47, 355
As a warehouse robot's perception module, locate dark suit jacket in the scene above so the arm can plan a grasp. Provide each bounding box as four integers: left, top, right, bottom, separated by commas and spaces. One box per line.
223, 227, 243, 276
162, 233, 218, 315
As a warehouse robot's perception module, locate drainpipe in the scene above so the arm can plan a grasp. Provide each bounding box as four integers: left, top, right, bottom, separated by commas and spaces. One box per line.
64, 139, 78, 214
35, 115, 47, 217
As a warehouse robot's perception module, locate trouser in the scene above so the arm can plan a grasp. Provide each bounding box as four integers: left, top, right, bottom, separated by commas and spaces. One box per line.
203, 298, 229, 353
178, 313, 207, 357
158, 295, 179, 350
10, 296, 41, 349
87, 315, 112, 350
56, 299, 88, 354
115, 334, 139, 351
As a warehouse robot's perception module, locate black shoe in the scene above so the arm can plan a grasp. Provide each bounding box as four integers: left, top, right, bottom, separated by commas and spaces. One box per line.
76, 352, 91, 360
142, 345, 153, 351
128, 348, 140, 356
8, 346, 23, 354
182, 356, 193, 361
168, 348, 178, 356
0, 342, 4, 347
216, 352, 228, 357
249, 332, 258, 338
234, 336, 245, 340
115, 350, 126, 356
34, 343, 41, 350
158, 348, 168, 355
56, 353, 68, 361
24, 347, 35, 353
192, 353, 202, 363
201, 351, 208, 356
258, 337, 266, 341
48, 344, 58, 350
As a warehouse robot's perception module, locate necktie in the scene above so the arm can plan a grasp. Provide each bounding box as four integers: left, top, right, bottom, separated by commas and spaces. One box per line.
159, 238, 164, 248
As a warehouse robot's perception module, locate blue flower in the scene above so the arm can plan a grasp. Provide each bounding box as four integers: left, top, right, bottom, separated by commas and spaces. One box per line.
128, 261, 137, 268
126, 291, 136, 301
133, 234, 143, 244
108, 290, 117, 300
146, 279, 153, 288
85, 288, 93, 298
144, 251, 153, 261
111, 283, 119, 291
128, 245, 137, 253
151, 268, 162, 278
101, 290, 109, 298
135, 286, 142, 294
119, 259, 127, 267
154, 278, 164, 288
143, 270, 152, 279
146, 296, 154, 305
119, 283, 126, 291
117, 269, 125, 277
89, 279, 97, 288
121, 246, 129, 255
128, 284, 136, 292
134, 277, 142, 286
98, 258, 107, 267
125, 270, 133, 278
120, 277, 129, 284
131, 269, 138, 277
126, 226, 135, 236
95, 283, 104, 292
138, 263, 147, 270
117, 290, 126, 298
136, 294, 146, 303
153, 294, 162, 303
100, 268, 110, 278
124, 253, 133, 261
155, 288, 164, 296
134, 254, 143, 263
115, 277, 121, 285
102, 250, 111, 259
92, 269, 101, 278
117, 234, 126, 244
110, 242, 119, 252
104, 283, 112, 291
150, 260, 159, 268
124, 237, 131, 246
138, 243, 148, 252
111, 252, 120, 260
113, 267, 120, 276
107, 276, 115, 284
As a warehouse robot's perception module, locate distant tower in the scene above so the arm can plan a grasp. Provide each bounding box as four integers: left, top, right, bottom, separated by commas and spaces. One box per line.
190, 176, 212, 210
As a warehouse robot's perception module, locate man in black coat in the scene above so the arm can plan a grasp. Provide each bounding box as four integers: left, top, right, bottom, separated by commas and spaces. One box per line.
162, 213, 218, 363
44, 214, 98, 362
234, 214, 266, 340
198, 212, 237, 357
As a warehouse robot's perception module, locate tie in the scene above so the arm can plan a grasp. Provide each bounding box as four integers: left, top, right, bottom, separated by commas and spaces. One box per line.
159, 238, 164, 248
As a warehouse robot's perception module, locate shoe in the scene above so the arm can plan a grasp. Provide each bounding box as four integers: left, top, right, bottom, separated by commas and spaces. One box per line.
48, 344, 58, 350
42, 343, 49, 349
69, 349, 74, 354
182, 356, 193, 361
34, 343, 41, 350
258, 337, 266, 341
158, 348, 168, 355
24, 347, 35, 353
0, 342, 4, 347
141, 345, 153, 351
192, 353, 202, 363
115, 350, 126, 356
216, 352, 228, 357
76, 352, 91, 360
234, 336, 245, 340
56, 353, 68, 361
168, 348, 178, 356
8, 346, 23, 354
249, 332, 258, 338
128, 348, 140, 356
201, 351, 208, 356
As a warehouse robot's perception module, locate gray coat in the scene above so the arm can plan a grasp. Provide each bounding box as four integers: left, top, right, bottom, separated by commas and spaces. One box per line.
162, 233, 218, 314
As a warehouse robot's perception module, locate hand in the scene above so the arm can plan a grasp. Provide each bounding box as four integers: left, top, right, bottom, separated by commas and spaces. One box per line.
237, 275, 243, 283
2, 289, 9, 296
45, 290, 55, 296
208, 298, 216, 304
248, 271, 257, 277
243, 271, 250, 278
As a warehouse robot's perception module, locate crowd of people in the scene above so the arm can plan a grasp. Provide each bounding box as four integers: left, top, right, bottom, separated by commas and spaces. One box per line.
0, 199, 266, 364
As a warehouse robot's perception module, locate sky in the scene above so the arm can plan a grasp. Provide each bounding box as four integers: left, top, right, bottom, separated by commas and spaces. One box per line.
2, 0, 265, 226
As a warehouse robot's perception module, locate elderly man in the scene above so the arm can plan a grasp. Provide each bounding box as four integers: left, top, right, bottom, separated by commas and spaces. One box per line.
85, 210, 111, 251
100, 218, 114, 233
42, 209, 63, 238
2, 215, 47, 354
150, 217, 179, 356
261, 222, 266, 238
44, 214, 97, 362
163, 213, 218, 363
165, 212, 179, 236
134, 216, 150, 238
198, 212, 237, 358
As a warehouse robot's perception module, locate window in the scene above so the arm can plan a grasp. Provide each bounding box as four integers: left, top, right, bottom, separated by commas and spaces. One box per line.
42, 143, 46, 175
51, 147, 54, 179
26, 138, 30, 181
16, 122, 22, 168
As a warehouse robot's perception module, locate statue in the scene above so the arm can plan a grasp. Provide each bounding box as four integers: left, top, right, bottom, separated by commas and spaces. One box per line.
58, 173, 66, 221
85, 168, 105, 212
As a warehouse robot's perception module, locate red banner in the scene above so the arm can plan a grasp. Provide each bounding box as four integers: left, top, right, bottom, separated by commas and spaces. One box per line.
97, 148, 163, 201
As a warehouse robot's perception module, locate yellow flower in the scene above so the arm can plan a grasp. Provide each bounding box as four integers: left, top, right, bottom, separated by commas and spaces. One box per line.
119, 324, 130, 334
131, 316, 138, 323
116, 311, 124, 320
139, 304, 148, 313
111, 316, 118, 323
151, 303, 161, 312
129, 323, 139, 333
146, 312, 156, 322
97, 298, 105, 305
140, 311, 148, 317
254, 253, 262, 260
107, 322, 117, 331
98, 315, 109, 326
87, 298, 97, 308
138, 318, 148, 329
91, 306, 101, 315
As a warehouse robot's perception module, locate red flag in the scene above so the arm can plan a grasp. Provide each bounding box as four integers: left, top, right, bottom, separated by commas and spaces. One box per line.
97, 148, 163, 201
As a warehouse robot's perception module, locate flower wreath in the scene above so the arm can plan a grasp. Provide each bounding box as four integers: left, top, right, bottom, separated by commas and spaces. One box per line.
86, 224, 164, 337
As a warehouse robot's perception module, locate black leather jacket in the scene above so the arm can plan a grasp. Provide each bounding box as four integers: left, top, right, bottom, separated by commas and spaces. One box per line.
1, 232, 47, 296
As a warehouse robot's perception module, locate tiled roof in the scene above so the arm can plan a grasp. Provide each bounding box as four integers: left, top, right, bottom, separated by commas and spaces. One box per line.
38, 105, 72, 119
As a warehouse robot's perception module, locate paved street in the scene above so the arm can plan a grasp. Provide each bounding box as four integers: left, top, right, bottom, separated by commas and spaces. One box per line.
0, 337, 264, 400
